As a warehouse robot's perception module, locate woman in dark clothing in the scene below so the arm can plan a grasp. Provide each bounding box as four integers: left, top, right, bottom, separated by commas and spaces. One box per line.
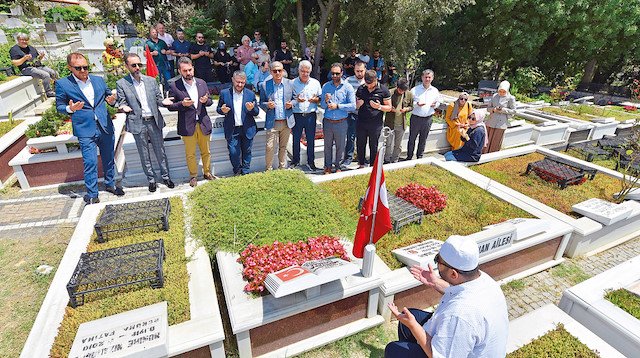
444, 108, 488, 163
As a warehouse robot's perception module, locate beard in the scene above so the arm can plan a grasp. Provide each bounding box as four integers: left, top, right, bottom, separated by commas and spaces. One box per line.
183, 74, 193, 81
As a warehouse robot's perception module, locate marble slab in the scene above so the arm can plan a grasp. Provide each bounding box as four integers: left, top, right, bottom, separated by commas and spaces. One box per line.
571, 198, 633, 226
483, 218, 550, 242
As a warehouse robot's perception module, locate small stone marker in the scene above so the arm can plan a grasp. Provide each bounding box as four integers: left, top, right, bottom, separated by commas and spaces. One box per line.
264, 257, 359, 298
615, 187, 640, 201
0, 29, 7, 44
470, 224, 515, 257
483, 218, 550, 242
44, 31, 58, 44
571, 198, 633, 225
392, 239, 442, 269
69, 301, 168, 358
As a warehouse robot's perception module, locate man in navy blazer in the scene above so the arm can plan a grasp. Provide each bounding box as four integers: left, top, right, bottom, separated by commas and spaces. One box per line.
217, 71, 258, 175
258, 61, 295, 170
55, 53, 123, 204
167, 56, 214, 187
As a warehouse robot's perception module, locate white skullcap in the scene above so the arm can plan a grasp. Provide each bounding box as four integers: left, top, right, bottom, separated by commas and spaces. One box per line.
439, 235, 479, 271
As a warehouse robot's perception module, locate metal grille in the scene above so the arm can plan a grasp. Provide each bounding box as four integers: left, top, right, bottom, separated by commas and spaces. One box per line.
565, 141, 610, 162
545, 156, 597, 180
358, 193, 423, 234
66, 239, 165, 307
94, 198, 171, 243
526, 158, 586, 189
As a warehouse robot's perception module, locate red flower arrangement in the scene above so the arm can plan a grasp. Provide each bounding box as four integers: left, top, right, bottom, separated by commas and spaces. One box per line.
237, 236, 349, 294
395, 182, 447, 214
533, 168, 586, 186
623, 105, 638, 112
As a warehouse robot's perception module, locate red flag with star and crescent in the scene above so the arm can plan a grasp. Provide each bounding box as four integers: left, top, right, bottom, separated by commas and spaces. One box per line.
145, 45, 159, 78
353, 148, 392, 258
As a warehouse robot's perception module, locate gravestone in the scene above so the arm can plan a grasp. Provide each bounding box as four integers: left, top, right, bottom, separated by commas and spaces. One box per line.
68, 301, 168, 358
52, 13, 64, 23
10, 5, 23, 16
4, 18, 23, 29
124, 38, 144, 51
483, 218, 550, 242
615, 187, 640, 201
0, 29, 7, 45
470, 224, 516, 257
79, 29, 108, 48
263, 257, 360, 298
392, 239, 442, 269
44, 31, 58, 44
129, 46, 146, 63
571, 198, 633, 226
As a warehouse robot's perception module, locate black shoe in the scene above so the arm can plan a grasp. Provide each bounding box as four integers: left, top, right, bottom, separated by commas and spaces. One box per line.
149, 182, 157, 192
308, 163, 318, 171
290, 161, 300, 167
163, 179, 175, 189
84, 195, 100, 204
105, 185, 125, 196
46, 92, 56, 98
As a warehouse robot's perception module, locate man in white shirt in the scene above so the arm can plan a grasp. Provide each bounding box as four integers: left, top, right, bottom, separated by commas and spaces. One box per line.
291, 60, 322, 170
385, 235, 509, 358
156, 23, 175, 76
406, 69, 440, 160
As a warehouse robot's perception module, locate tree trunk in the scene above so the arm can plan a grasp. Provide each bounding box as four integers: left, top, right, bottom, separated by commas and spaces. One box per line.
325, 4, 340, 52
581, 59, 597, 85
268, 0, 283, 52
296, 0, 307, 57
312, 0, 335, 79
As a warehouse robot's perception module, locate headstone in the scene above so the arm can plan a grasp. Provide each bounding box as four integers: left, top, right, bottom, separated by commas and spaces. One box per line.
44, 31, 58, 44
0, 29, 7, 45
574, 96, 594, 104
614, 187, 640, 201
558, 101, 570, 106
10, 5, 23, 16
591, 117, 616, 124
129, 46, 146, 63
107, 22, 119, 36
52, 13, 64, 23
79, 29, 108, 48
571, 198, 633, 225
4, 18, 23, 29
263, 257, 360, 298
469, 224, 515, 257
540, 120, 558, 127
483, 218, 551, 242
68, 301, 168, 358
392, 239, 442, 269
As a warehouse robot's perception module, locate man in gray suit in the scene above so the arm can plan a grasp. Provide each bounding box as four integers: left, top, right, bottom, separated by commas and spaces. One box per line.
117, 53, 175, 192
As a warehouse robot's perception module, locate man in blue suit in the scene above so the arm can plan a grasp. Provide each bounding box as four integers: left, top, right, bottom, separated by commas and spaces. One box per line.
217, 71, 259, 176
258, 61, 295, 170
55, 53, 123, 204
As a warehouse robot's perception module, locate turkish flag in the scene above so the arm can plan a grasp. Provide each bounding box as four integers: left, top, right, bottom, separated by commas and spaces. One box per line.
353, 147, 392, 258
145, 45, 159, 78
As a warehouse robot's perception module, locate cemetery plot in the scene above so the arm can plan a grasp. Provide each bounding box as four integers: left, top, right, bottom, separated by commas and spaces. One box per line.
94, 198, 171, 243
357, 192, 424, 234
0, 118, 33, 186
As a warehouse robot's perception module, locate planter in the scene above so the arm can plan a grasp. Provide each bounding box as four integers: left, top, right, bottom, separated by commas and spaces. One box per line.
0, 117, 37, 185
558, 255, 640, 357
507, 303, 623, 356
0, 76, 46, 120
530, 121, 570, 146
20, 193, 226, 358
9, 114, 126, 189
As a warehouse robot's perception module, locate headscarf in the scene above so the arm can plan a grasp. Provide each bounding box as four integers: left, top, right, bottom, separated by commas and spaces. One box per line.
450, 92, 469, 120
469, 108, 488, 148
498, 80, 511, 95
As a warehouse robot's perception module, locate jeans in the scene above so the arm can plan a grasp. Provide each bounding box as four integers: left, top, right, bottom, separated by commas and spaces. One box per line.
21, 66, 57, 94
407, 114, 433, 159
156, 61, 172, 93
227, 126, 253, 174
343, 112, 357, 163
292, 112, 317, 165
384, 309, 433, 358
356, 122, 382, 166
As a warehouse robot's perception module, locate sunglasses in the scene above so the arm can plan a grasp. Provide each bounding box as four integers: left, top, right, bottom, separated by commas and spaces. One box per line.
72, 66, 89, 71
434, 253, 455, 271
459, 97, 468, 101
129, 63, 143, 68
331, 72, 342, 76
272, 69, 283, 73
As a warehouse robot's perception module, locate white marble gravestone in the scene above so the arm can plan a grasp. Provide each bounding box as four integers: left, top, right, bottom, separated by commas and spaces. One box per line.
483, 218, 550, 242
44, 31, 58, 44
4, 18, 23, 29
392, 239, 443, 269
68, 301, 168, 358
79, 29, 108, 48
0, 29, 7, 45
615, 187, 640, 201
471, 224, 516, 257
571, 198, 633, 226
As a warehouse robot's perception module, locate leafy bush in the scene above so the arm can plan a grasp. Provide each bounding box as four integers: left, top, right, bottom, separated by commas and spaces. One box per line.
507, 324, 599, 357
237, 236, 349, 294
605, 288, 640, 320
25, 104, 69, 138
395, 183, 447, 214
44, 5, 88, 22
0, 43, 19, 74
508, 66, 549, 96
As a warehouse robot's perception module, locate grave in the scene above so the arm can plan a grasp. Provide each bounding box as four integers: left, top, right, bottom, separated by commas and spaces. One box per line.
78, 29, 108, 75
472, 224, 515, 257
0, 28, 7, 44
571, 198, 633, 226
392, 239, 442, 269
69, 301, 168, 358
483, 218, 551, 242
0, 117, 38, 186
43, 31, 59, 44
0, 76, 46, 120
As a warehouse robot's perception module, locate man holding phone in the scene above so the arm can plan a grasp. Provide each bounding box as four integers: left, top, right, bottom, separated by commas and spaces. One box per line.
407, 69, 440, 160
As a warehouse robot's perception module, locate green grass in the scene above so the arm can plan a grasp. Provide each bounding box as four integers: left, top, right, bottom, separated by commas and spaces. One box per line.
471, 153, 621, 218
571, 104, 639, 121
550, 263, 591, 285
502, 279, 526, 292
297, 323, 395, 358
605, 288, 640, 320
319, 164, 531, 269
189, 169, 356, 255
539, 107, 592, 121
0, 75, 20, 85
507, 324, 600, 357
50, 197, 190, 357
0, 119, 24, 137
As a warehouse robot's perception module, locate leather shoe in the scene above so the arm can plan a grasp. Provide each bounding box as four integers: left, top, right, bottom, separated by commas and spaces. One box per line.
84, 195, 100, 204
290, 161, 299, 167
189, 177, 198, 187
324, 168, 331, 175
163, 179, 175, 189
148, 182, 157, 192
105, 185, 124, 196
308, 163, 318, 171
204, 173, 216, 180
358, 165, 365, 169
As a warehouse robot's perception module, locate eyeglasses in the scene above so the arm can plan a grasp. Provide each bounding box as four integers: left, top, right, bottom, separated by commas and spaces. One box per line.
254, 33, 260, 36
72, 66, 89, 71
272, 69, 283, 73
331, 72, 341, 76
459, 97, 468, 101
434, 253, 455, 271
130, 63, 143, 68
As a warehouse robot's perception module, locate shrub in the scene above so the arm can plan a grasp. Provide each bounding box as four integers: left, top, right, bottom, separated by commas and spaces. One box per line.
0, 43, 19, 75
25, 104, 69, 138
508, 67, 549, 96
44, 5, 88, 23
507, 324, 599, 357
237, 236, 349, 294
605, 288, 640, 320
395, 182, 447, 214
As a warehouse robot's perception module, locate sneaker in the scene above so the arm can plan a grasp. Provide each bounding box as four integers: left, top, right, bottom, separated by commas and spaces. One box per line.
83, 195, 100, 204
148, 182, 157, 192
308, 163, 318, 171
105, 185, 124, 196
163, 179, 175, 189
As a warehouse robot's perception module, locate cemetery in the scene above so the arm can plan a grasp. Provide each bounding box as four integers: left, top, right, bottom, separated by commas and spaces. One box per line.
0, 2, 639, 358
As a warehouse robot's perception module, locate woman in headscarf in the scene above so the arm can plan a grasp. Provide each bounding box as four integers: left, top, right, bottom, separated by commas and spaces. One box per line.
484, 80, 516, 153
213, 41, 236, 83
445, 92, 473, 150
444, 108, 488, 162
302, 47, 314, 65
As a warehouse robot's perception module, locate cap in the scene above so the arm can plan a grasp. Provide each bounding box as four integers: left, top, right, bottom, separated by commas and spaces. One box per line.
439, 235, 479, 271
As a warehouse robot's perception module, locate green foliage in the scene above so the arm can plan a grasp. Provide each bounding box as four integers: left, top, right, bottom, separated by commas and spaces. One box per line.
50, 197, 190, 358
44, 5, 88, 22
183, 11, 219, 42
0, 72, 5, 82
502, 279, 526, 292
25, 104, 69, 138
605, 288, 640, 320
532, 93, 552, 103
0, 119, 23, 137
189, 170, 355, 255
551, 263, 591, 285
508, 67, 549, 96
0, 43, 19, 75
507, 324, 600, 357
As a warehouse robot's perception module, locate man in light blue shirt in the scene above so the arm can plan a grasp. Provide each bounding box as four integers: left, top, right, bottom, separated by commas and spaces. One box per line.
253, 60, 271, 94
244, 53, 260, 89
291, 60, 322, 170
320, 63, 356, 174
344, 60, 366, 165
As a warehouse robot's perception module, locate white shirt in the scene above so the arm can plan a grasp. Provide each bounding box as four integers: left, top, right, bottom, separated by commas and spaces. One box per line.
424, 272, 508, 358
158, 32, 175, 60
292, 77, 321, 113
131, 75, 153, 117
182, 78, 199, 120
358, 54, 370, 63
232, 90, 244, 126
410, 84, 440, 117
66, 75, 96, 117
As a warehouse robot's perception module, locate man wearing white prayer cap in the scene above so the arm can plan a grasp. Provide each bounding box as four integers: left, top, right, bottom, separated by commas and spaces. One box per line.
385, 235, 509, 358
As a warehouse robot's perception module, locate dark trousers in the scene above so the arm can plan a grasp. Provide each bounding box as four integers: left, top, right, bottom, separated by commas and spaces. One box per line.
384, 309, 432, 358
356, 122, 382, 166
407, 114, 433, 159
132, 120, 170, 183
292, 112, 317, 164
77, 125, 116, 198
343, 112, 357, 163
227, 126, 253, 175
